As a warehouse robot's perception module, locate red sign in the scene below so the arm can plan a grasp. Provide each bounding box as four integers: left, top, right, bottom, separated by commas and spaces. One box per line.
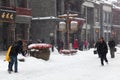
16, 8, 32, 16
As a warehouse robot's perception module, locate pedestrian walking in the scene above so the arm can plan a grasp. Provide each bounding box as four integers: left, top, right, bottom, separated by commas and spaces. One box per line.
58, 39, 64, 52
83, 39, 89, 50
50, 39, 55, 52
97, 37, 108, 66
108, 38, 116, 58
79, 40, 84, 51
73, 39, 78, 49
8, 40, 25, 73
95, 38, 101, 58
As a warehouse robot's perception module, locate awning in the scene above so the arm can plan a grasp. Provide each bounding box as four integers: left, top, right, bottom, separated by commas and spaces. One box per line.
32, 16, 60, 20
0, 9, 16, 13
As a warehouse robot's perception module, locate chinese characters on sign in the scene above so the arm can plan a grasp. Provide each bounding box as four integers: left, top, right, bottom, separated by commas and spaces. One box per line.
0, 9, 16, 22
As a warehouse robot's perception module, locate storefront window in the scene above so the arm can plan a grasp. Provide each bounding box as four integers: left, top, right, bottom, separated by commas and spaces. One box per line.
56, 0, 61, 15
64, 0, 83, 12
17, 0, 27, 8
16, 23, 28, 40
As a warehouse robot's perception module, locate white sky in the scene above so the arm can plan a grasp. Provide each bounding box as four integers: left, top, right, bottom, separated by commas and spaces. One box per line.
0, 46, 120, 80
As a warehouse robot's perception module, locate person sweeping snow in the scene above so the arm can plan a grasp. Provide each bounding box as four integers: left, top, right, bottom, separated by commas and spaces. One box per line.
5, 40, 25, 73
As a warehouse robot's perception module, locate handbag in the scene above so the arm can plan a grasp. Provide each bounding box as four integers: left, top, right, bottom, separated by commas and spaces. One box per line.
94, 50, 97, 54
114, 48, 117, 52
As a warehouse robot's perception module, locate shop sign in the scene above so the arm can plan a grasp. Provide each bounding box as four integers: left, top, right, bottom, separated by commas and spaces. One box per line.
103, 5, 112, 12
0, 9, 16, 22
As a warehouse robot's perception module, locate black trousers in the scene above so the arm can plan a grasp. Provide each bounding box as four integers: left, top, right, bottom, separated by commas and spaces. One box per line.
100, 53, 108, 65
110, 48, 115, 58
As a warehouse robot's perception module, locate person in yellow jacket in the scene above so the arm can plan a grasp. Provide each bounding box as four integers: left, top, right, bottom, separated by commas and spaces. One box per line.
6, 40, 25, 73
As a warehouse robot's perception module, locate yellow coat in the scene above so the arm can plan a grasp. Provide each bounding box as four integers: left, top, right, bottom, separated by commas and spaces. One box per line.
5, 46, 12, 62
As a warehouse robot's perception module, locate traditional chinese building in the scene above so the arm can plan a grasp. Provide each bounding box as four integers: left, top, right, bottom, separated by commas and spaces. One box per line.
0, 0, 32, 50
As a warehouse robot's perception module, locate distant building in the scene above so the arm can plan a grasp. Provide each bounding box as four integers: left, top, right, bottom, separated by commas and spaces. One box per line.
100, 2, 112, 42
112, 6, 120, 43
30, 0, 57, 43
82, 1, 95, 47
30, 0, 84, 47
30, 0, 118, 48
81, 0, 112, 45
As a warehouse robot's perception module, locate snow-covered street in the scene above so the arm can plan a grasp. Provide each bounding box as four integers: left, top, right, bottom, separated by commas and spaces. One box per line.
0, 47, 120, 80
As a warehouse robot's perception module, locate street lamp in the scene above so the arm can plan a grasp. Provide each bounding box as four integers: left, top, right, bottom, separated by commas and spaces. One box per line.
70, 21, 78, 32
58, 12, 78, 49
59, 22, 66, 32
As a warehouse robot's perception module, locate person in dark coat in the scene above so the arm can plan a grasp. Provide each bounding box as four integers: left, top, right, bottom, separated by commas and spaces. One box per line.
97, 37, 108, 66
58, 39, 64, 52
50, 39, 55, 52
8, 40, 24, 73
108, 38, 116, 58
79, 40, 84, 51
83, 39, 89, 50
95, 38, 101, 58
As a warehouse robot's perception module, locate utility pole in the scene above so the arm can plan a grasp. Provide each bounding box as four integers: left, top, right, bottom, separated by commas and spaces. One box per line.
85, 6, 88, 41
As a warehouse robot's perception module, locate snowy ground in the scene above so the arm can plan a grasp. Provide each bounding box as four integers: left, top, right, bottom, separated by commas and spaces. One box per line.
0, 46, 120, 80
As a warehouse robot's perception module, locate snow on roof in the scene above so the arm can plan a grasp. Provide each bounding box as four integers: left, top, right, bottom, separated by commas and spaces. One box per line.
94, 1, 101, 4
103, 0, 112, 5
113, 4, 120, 9
94, 0, 113, 5
93, 0, 120, 9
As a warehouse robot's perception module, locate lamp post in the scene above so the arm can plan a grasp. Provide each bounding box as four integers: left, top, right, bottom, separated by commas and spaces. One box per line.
85, 6, 88, 41
58, 12, 78, 49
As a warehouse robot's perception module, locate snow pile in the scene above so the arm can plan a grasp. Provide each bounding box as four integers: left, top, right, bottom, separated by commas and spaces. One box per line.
60, 49, 78, 55
28, 43, 51, 49
0, 46, 120, 80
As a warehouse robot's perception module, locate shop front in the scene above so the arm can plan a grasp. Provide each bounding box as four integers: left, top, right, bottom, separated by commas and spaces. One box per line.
0, 9, 16, 50
15, 8, 32, 51
112, 25, 120, 44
